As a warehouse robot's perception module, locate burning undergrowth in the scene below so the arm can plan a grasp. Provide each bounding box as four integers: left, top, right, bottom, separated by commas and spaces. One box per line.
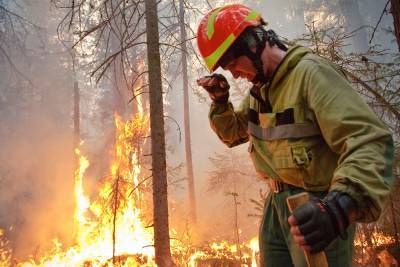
0, 112, 259, 267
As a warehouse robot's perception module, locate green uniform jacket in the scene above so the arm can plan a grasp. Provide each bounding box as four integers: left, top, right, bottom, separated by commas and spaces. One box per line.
209, 46, 394, 222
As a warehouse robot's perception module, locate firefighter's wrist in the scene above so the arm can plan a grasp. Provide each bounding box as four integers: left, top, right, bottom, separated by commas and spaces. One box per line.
323, 191, 359, 240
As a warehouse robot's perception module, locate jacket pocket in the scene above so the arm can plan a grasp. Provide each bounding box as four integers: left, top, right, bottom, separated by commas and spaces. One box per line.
291, 145, 311, 167
290, 143, 328, 189
272, 144, 310, 187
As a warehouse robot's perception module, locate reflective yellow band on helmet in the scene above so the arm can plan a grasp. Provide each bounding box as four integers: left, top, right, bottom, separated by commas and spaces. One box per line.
207, 7, 223, 40
204, 33, 235, 71
245, 10, 259, 21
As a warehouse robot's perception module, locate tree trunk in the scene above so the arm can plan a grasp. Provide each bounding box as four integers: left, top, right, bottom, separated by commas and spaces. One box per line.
144, 0, 175, 266
178, 0, 197, 226
391, 0, 400, 51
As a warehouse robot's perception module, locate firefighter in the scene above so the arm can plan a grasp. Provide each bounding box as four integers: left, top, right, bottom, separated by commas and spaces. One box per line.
196, 4, 394, 267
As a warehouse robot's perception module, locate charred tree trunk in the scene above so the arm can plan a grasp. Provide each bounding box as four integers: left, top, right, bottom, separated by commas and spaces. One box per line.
145, 0, 175, 266
391, 0, 400, 51
178, 0, 197, 226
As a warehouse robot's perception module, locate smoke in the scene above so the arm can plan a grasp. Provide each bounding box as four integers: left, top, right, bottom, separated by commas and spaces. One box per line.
0, 0, 398, 261
0, 117, 75, 258
0, 0, 78, 259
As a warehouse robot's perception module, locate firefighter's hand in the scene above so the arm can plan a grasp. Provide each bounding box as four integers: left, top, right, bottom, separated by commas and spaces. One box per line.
288, 191, 358, 253
197, 74, 230, 103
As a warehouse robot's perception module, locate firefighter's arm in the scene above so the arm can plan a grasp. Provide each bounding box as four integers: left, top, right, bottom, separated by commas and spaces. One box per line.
197, 74, 249, 147
306, 59, 394, 222
208, 93, 250, 148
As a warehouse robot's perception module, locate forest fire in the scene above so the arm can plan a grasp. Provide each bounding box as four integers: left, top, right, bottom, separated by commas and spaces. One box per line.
0, 0, 399, 266
14, 113, 155, 266
354, 231, 396, 248
0, 112, 259, 267
187, 237, 259, 267
353, 230, 397, 266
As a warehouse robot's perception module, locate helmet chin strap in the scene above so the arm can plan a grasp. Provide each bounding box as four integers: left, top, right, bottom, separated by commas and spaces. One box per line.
239, 28, 287, 85
240, 29, 269, 85
248, 51, 268, 85
224, 27, 287, 85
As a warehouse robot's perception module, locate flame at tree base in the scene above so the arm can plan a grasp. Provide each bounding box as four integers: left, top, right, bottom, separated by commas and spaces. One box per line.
5, 113, 155, 267
0, 113, 261, 267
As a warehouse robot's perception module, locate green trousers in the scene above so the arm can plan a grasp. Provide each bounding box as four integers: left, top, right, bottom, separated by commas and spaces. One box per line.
259, 187, 355, 267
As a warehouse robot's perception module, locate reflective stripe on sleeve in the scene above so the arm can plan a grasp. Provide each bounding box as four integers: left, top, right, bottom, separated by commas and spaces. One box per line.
248, 121, 321, 140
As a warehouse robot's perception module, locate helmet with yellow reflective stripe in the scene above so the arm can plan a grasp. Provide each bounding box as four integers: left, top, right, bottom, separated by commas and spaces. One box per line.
197, 4, 264, 72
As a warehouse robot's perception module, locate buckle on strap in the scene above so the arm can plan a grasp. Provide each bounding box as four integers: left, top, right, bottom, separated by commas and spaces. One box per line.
269, 179, 284, 193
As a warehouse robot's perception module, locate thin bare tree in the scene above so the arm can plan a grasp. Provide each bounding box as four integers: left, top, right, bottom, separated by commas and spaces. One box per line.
178, 0, 197, 226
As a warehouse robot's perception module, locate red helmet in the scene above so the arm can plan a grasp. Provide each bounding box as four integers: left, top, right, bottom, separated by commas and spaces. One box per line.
197, 4, 265, 72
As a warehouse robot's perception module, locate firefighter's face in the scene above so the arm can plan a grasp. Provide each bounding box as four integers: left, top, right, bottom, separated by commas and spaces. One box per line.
221, 55, 257, 82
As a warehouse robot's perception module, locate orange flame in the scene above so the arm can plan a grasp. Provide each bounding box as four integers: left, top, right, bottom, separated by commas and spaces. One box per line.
0, 228, 11, 267
187, 237, 259, 266
0, 101, 262, 266
14, 112, 154, 266
354, 231, 395, 247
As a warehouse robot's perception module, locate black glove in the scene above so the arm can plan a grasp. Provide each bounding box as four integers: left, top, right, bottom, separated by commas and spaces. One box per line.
291, 191, 359, 253
196, 74, 230, 103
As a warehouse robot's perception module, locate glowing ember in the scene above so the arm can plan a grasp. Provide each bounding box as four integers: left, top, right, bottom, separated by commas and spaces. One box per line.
0, 228, 11, 267
249, 236, 259, 267
354, 231, 396, 247
353, 231, 397, 266
187, 237, 259, 267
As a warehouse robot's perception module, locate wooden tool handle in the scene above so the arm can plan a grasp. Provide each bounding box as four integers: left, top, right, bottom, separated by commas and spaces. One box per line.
286, 192, 329, 267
